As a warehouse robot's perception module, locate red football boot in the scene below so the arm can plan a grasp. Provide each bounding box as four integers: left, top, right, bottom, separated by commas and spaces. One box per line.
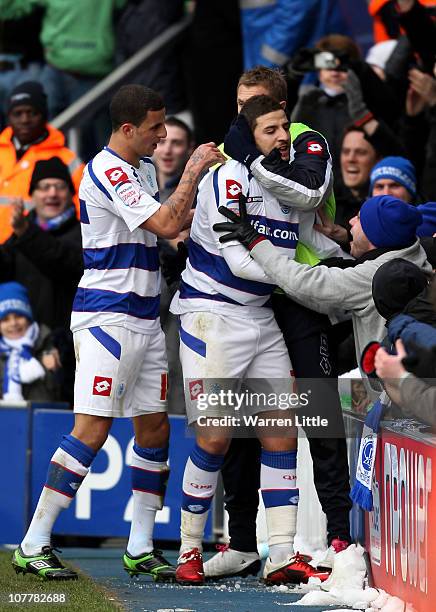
263, 552, 331, 585
175, 547, 204, 585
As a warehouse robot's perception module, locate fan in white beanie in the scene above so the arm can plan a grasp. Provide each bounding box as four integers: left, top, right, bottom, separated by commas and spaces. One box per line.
365, 39, 398, 80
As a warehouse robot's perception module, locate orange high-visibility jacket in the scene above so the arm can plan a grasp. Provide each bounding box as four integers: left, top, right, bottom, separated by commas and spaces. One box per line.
369, 0, 436, 42
0, 124, 84, 242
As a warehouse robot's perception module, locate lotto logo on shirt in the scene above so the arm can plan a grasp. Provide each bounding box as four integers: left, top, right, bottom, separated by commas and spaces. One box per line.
226, 179, 242, 199
189, 379, 204, 400
105, 167, 129, 185
93, 376, 112, 396
306, 141, 323, 155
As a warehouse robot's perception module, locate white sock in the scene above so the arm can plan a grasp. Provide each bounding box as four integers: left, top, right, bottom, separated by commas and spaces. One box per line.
265, 505, 298, 563
180, 446, 223, 554
261, 450, 298, 564
21, 448, 88, 556
180, 509, 209, 554
127, 448, 169, 557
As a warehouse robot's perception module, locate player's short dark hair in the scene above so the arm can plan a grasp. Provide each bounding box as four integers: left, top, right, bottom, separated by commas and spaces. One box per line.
237, 67, 288, 104
240, 95, 284, 131
110, 85, 164, 131
165, 116, 194, 144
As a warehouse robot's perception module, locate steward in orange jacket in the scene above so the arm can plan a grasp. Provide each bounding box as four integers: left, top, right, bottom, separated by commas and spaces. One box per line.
368, 0, 436, 42
0, 81, 84, 243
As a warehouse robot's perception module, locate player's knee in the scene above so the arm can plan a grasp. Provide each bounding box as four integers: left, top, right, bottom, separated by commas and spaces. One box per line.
260, 437, 297, 452
70, 415, 112, 451
134, 412, 169, 448
197, 436, 229, 456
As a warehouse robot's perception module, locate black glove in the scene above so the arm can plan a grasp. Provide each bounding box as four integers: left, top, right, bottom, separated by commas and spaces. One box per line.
213, 193, 265, 250
160, 239, 188, 286
223, 114, 261, 168
402, 341, 436, 383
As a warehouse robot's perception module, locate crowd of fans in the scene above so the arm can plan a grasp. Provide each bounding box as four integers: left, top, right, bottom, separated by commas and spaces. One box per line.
0, 0, 436, 433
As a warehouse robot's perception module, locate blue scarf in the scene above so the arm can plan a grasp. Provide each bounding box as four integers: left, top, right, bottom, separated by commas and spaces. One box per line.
36, 206, 76, 231
350, 394, 388, 511
0, 322, 45, 400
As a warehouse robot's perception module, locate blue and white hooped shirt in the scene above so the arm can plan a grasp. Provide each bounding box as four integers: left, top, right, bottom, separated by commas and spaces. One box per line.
170, 160, 299, 320
71, 147, 162, 335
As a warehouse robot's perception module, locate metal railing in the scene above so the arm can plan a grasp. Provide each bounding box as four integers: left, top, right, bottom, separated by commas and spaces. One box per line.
51, 15, 192, 140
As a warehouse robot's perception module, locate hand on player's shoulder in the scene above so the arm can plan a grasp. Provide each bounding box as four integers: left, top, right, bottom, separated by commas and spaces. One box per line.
188, 142, 227, 172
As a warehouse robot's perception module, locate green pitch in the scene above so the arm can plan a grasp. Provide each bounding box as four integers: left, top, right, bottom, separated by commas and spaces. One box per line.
0, 550, 122, 611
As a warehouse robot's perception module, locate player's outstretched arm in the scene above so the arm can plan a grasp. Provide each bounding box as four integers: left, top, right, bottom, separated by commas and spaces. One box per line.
250, 129, 333, 209
214, 194, 274, 283
141, 143, 226, 238
224, 114, 332, 210
213, 198, 370, 314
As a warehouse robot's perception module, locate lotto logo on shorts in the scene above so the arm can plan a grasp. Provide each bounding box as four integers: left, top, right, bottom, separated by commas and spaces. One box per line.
306, 141, 323, 155
189, 379, 204, 400
93, 376, 113, 396
226, 179, 242, 199
105, 167, 129, 185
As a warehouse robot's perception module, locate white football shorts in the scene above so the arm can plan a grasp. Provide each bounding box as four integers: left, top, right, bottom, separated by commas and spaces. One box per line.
179, 311, 293, 424
73, 325, 168, 418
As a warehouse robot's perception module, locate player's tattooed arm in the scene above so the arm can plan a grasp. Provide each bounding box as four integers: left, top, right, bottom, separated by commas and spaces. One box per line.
164, 167, 202, 229
166, 191, 192, 224
142, 143, 226, 238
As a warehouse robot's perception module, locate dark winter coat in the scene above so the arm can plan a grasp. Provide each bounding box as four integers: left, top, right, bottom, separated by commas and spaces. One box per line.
388, 313, 436, 347
292, 89, 349, 188
115, 0, 186, 114
0, 209, 82, 331
387, 312, 436, 381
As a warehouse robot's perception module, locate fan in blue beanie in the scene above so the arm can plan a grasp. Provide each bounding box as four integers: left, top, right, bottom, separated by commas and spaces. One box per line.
0, 282, 33, 322
0, 282, 47, 402
369, 156, 417, 201
416, 202, 436, 238
359, 195, 422, 248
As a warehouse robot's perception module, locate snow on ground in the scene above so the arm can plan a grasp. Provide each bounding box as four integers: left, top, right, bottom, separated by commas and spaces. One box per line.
288, 544, 410, 611
64, 546, 412, 611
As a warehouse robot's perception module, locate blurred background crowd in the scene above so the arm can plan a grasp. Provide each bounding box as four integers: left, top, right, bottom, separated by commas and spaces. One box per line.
0, 0, 435, 427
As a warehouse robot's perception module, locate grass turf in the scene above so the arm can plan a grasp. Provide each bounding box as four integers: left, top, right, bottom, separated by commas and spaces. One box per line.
0, 550, 123, 611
